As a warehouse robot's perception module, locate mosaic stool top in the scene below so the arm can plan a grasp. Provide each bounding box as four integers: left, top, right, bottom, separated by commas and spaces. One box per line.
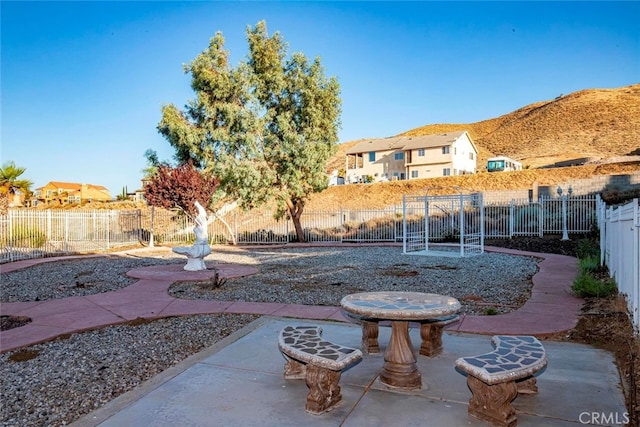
278, 326, 362, 371
341, 291, 461, 321
455, 335, 548, 385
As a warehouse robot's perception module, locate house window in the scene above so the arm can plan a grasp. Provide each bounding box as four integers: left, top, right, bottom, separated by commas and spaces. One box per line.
417, 149, 425, 157
443, 168, 451, 176
394, 152, 404, 160
368, 152, 376, 162
442, 146, 450, 155
411, 170, 419, 178
469, 153, 474, 160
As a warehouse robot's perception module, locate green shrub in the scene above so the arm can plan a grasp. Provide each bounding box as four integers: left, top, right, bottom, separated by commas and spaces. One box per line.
578, 256, 600, 273
572, 271, 617, 298
483, 306, 499, 315
576, 238, 599, 259
441, 227, 460, 242
2, 225, 47, 248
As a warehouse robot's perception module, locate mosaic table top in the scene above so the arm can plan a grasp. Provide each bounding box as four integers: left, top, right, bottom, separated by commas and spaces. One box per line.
455, 335, 548, 385
340, 291, 461, 321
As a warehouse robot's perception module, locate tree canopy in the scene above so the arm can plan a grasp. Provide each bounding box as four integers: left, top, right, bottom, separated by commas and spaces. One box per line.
0, 161, 33, 196
157, 20, 341, 241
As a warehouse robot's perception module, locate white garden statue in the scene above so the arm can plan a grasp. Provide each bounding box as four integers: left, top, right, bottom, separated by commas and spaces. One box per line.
172, 201, 212, 271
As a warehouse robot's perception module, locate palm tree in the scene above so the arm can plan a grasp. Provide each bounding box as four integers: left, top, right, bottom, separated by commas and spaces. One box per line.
0, 161, 33, 211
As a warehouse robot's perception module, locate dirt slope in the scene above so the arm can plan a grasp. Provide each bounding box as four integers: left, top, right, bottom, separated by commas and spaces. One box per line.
308, 162, 639, 210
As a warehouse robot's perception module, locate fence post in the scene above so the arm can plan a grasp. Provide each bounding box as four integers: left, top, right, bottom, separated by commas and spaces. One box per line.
92, 210, 97, 243
286, 214, 290, 243
234, 212, 238, 244
561, 195, 569, 241
480, 193, 485, 253
424, 197, 429, 251
395, 205, 399, 242
401, 198, 406, 253
634, 199, 640, 331
458, 193, 464, 257
149, 207, 155, 248
47, 209, 52, 241
596, 195, 605, 265
8, 210, 14, 262
106, 211, 111, 249
65, 211, 69, 252
509, 199, 514, 238
538, 197, 544, 237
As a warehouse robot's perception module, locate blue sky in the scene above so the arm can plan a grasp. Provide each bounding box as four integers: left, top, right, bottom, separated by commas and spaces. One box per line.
2, 1, 638, 195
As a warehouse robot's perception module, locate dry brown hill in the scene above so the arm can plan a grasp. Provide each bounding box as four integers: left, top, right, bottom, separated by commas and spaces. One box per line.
307, 162, 639, 210
328, 84, 640, 172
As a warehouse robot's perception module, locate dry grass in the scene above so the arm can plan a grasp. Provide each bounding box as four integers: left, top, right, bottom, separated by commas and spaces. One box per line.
308, 162, 640, 210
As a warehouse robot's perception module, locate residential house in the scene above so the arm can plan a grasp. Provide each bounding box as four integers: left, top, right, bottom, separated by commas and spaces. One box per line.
31, 181, 112, 206
345, 131, 478, 183
131, 188, 147, 202
131, 178, 152, 203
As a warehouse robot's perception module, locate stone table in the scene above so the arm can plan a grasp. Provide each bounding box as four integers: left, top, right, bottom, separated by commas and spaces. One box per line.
341, 291, 461, 390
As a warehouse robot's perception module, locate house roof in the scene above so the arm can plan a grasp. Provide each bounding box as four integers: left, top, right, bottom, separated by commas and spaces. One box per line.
345, 138, 403, 154
400, 131, 468, 150
345, 130, 476, 154
36, 182, 110, 192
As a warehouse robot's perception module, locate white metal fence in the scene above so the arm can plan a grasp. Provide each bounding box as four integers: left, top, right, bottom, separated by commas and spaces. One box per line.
600, 198, 640, 331
484, 195, 597, 238
0, 209, 142, 263
1, 194, 598, 264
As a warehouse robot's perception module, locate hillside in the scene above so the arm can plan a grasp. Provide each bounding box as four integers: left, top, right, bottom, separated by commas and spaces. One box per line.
327, 84, 640, 172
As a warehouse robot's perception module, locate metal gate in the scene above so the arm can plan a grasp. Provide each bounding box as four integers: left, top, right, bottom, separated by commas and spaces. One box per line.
402, 191, 484, 257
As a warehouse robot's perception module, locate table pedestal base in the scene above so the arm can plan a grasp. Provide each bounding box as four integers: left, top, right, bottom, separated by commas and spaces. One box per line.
380, 321, 422, 390
361, 320, 380, 354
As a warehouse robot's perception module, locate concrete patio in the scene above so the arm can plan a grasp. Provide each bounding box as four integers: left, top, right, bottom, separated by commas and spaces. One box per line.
70, 317, 627, 427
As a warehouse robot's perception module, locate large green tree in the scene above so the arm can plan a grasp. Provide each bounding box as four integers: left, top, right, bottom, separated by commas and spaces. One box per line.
157, 21, 341, 242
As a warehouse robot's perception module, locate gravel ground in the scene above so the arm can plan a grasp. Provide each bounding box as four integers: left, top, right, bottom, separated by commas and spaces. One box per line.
0, 245, 540, 427
170, 246, 540, 315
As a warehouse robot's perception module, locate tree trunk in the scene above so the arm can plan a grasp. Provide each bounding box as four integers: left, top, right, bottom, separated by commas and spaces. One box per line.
287, 199, 306, 242
213, 213, 237, 245
0, 193, 8, 215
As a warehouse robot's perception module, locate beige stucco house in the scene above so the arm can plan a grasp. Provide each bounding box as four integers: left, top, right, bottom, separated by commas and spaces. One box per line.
31, 181, 112, 206
345, 130, 478, 183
